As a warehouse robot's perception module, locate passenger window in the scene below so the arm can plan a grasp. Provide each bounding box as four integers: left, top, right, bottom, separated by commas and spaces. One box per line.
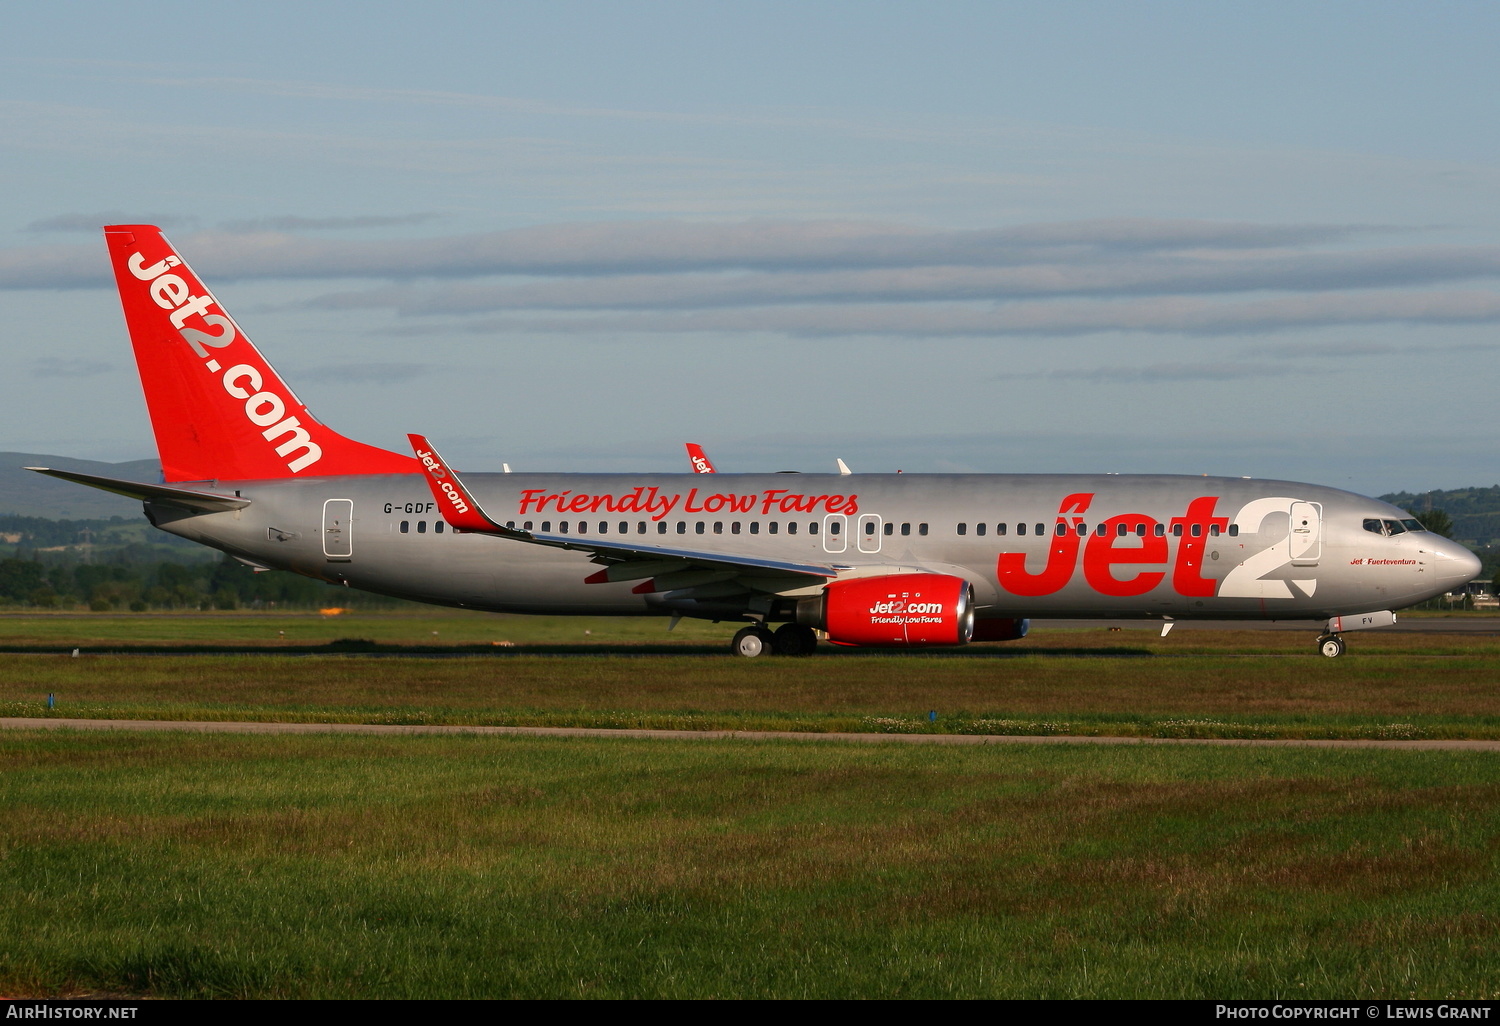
1191, 524, 1202, 537
865, 521, 876, 535
1135, 524, 1146, 537
541, 521, 551, 532
400, 521, 409, 534
435, 522, 445, 534
637, 522, 645, 534
559, 522, 569, 534
957, 523, 967, 536
883, 523, 893, 536
524, 521, 533, 531
1154, 523, 1165, 537
597, 522, 606, 534
809, 522, 818, 535
995, 523, 1006, 536
919, 523, 929, 536
975, 523, 985, 537
1075, 524, 1086, 536
830, 521, 839, 535
677, 522, 686, 534
657, 522, 667, 534
750, 522, 759, 535
1228, 524, 1239, 537
1056, 523, 1067, 537
696, 522, 705, 534
1116, 523, 1127, 537
770, 522, 779, 535
621, 522, 629, 534
417, 521, 427, 534
505, 521, 515, 529
577, 521, 587, 534
788, 523, 798, 535
1034, 523, 1044, 536
901, 523, 911, 536
1172, 524, 1182, 537
732, 522, 741, 534
1018, 523, 1027, 536
1209, 525, 1220, 537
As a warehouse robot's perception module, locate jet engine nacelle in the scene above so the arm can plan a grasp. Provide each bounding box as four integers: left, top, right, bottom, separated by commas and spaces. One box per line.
971, 617, 1030, 642
803, 573, 975, 647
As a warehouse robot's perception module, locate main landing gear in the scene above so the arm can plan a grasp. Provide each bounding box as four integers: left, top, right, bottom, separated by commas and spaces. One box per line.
1317, 633, 1346, 658
731, 623, 818, 658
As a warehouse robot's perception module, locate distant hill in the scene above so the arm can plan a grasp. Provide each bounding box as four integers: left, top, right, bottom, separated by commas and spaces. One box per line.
1380, 486, 1500, 546
0, 453, 160, 519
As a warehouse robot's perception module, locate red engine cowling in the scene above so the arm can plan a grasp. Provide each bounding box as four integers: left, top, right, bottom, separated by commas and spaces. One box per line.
971, 617, 1030, 642
812, 573, 975, 648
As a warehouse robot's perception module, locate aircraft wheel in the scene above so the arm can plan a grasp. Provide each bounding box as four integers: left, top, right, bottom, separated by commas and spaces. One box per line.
1318, 634, 1346, 658
772, 623, 818, 657
732, 626, 774, 658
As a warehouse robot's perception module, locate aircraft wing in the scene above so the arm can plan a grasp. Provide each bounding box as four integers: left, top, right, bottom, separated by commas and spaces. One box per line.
407, 435, 836, 589
25, 467, 251, 514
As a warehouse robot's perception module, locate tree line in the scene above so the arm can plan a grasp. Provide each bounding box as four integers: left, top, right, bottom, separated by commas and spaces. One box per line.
0, 554, 408, 611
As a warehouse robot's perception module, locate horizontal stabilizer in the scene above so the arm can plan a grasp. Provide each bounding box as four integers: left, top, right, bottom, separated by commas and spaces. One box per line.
25, 467, 250, 514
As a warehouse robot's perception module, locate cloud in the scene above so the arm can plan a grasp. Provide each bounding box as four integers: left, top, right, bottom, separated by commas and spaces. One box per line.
412, 289, 1500, 338
1244, 340, 1400, 358
995, 362, 1296, 383
292, 362, 429, 385
24, 212, 197, 234
0, 217, 1389, 290
218, 214, 440, 233
30, 357, 113, 377
6, 214, 1499, 337
307, 246, 1500, 315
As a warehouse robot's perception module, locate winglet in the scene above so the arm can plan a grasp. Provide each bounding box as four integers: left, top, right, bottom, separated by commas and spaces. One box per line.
407, 434, 519, 536
686, 443, 717, 474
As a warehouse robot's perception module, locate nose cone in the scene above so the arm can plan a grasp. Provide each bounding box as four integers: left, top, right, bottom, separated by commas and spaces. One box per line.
1435, 544, 1484, 588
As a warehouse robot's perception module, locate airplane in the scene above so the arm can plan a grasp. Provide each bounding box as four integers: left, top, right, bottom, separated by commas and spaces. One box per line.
686, 443, 716, 474
28, 225, 1482, 659
686, 443, 852, 477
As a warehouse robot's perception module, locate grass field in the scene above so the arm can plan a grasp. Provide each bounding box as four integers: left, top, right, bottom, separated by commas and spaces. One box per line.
4, 729, 1500, 999
2, 612, 1500, 740
4, 611, 1500, 998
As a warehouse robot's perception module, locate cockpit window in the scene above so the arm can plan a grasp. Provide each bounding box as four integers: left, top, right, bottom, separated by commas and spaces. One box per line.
1363, 519, 1384, 535
1383, 519, 1406, 535
1401, 518, 1425, 532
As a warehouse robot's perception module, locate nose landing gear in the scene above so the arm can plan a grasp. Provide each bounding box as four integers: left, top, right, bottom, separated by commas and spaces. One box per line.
1317, 633, 1346, 658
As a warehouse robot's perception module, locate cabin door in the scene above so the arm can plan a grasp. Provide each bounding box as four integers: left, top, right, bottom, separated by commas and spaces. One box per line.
323, 499, 354, 561
1288, 501, 1322, 566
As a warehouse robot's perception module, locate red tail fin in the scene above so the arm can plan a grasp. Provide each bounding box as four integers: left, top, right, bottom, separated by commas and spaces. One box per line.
685, 443, 717, 474
104, 225, 415, 483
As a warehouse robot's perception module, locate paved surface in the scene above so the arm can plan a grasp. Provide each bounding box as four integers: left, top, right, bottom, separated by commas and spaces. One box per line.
5, 717, 1499, 751
1032, 617, 1500, 633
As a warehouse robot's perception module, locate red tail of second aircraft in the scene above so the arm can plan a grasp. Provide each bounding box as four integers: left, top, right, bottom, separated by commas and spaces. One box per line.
686, 443, 716, 474
104, 225, 414, 483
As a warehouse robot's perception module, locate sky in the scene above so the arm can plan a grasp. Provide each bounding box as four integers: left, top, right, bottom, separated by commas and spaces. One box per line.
2, 0, 1498, 495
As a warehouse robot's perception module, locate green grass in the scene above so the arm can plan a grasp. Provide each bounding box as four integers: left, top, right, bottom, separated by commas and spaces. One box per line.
0, 608, 732, 648
3, 730, 1500, 998
3, 622, 1500, 739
